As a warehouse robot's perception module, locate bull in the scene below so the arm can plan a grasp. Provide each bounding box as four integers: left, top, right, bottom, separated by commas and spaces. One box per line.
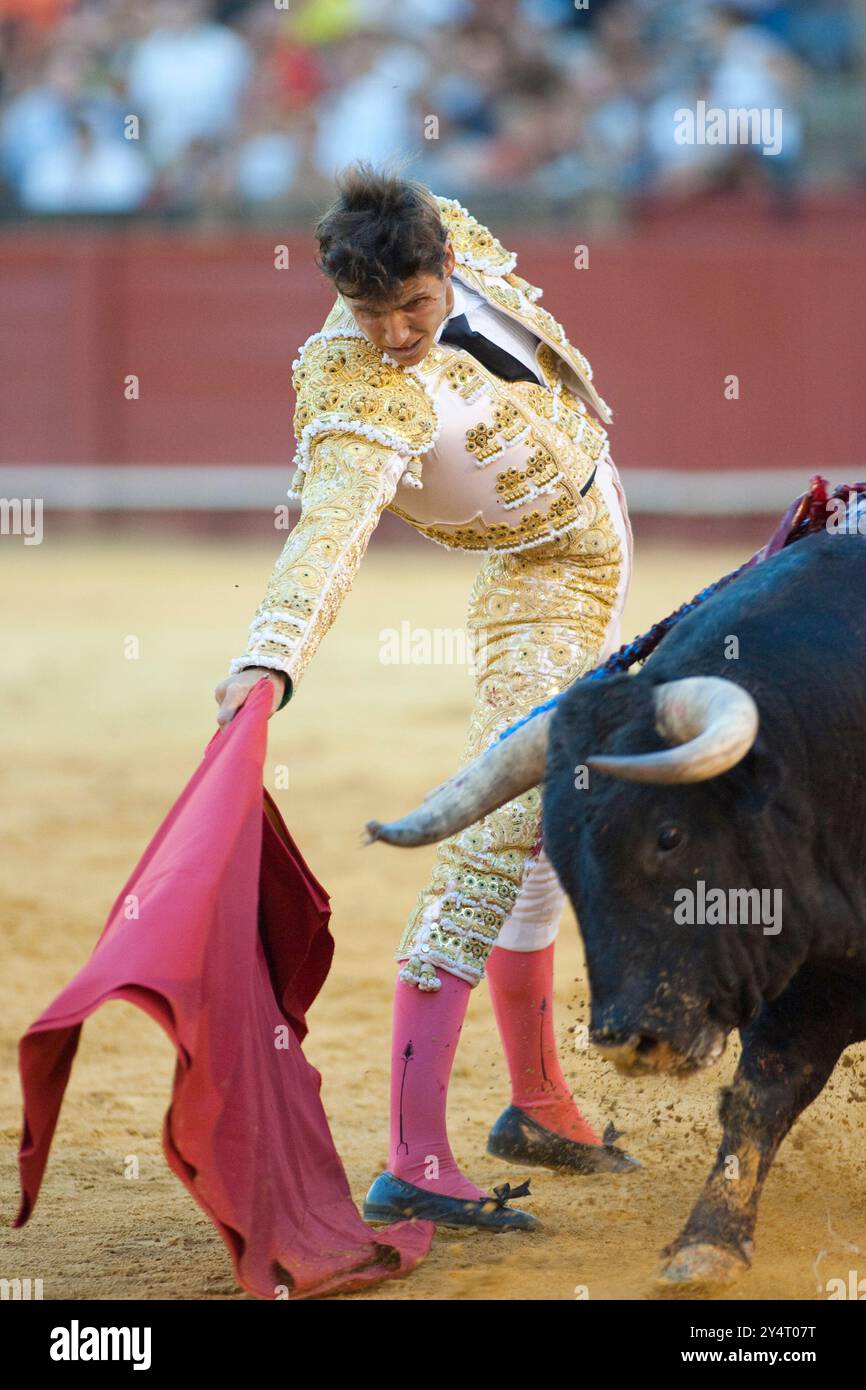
366, 530, 866, 1290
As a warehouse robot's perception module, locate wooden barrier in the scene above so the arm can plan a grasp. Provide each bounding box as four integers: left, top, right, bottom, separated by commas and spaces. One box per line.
1, 219, 863, 509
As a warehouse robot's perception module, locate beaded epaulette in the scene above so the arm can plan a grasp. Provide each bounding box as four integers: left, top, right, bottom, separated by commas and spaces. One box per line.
289, 329, 439, 497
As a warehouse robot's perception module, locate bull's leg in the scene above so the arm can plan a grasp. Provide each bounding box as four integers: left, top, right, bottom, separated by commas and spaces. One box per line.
659, 965, 866, 1292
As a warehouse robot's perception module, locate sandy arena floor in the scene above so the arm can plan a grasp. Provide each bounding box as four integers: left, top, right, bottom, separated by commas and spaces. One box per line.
2, 531, 865, 1301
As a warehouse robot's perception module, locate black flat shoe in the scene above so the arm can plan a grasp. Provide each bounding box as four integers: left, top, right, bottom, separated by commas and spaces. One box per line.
487, 1105, 640, 1175
362, 1171, 542, 1231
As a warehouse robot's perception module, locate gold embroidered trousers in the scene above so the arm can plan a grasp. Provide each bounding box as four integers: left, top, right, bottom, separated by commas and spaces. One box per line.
396, 490, 625, 989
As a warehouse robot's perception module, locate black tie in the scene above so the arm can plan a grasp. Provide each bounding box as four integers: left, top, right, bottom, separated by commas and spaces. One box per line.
439, 313, 540, 385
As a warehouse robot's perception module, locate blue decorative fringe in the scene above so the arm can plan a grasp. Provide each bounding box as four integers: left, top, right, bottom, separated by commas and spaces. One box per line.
493, 472, 847, 747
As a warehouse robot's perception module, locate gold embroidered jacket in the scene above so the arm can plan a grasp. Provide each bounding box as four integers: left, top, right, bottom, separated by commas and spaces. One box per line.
229, 196, 619, 699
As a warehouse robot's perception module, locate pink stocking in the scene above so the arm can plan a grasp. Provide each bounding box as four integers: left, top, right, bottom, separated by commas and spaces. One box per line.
388, 968, 487, 1200
486, 942, 602, 1145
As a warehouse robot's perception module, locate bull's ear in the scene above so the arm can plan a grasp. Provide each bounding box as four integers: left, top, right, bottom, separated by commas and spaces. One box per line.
722, 735, 780, 815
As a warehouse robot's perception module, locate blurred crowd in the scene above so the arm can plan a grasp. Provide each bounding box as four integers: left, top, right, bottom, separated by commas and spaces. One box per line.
0, 0, 862, 220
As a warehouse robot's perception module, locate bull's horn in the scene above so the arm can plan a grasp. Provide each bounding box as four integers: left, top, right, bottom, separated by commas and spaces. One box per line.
365, 708, 553, 847
587, 676, 758, 785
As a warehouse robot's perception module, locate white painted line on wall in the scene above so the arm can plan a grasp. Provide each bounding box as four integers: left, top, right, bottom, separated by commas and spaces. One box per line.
0, 465, 847, 515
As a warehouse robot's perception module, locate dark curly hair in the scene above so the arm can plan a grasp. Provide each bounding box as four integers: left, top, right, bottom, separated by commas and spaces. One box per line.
315, 162, 448, 304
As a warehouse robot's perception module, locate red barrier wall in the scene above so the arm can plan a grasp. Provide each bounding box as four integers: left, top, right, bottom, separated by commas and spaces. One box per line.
2, 221, 864, 474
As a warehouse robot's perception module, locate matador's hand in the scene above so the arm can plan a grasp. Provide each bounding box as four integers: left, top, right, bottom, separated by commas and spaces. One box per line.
214, 668, 287, 728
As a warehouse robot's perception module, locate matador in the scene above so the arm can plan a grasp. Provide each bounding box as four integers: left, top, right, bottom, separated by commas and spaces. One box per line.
216, 165, 638, 1231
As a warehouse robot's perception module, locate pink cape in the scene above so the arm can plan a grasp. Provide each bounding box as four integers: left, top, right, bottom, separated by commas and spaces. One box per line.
14, 678, 433, 1298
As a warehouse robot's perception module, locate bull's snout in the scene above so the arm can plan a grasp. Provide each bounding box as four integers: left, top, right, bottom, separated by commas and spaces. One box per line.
591, 1025, 727, 1076
591, 1030, 681, 1075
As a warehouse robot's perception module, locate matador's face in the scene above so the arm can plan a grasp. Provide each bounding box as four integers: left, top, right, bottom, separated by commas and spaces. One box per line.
343, 240, 456, 369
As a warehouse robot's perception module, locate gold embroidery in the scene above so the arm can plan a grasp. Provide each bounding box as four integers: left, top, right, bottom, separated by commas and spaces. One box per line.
483, 281, 524, 315
465, 422, 499, 464
417, 487, 585, 554
445, 255, 612, 424
504, 270, 543, 303
495, 443, 560, 507
436, 196, 516, 274
236, 195, 621, 700
230, 432, 402, 686
511, 360, 605, 450
531, 304, 567, 346
392, 358, 607, 554
464, 403, 527, 465
290, 334, 437, 496
444, 357, 487, 403
492, 402, 527, 446
535, 343, 560, 389
397, 504, 623, 986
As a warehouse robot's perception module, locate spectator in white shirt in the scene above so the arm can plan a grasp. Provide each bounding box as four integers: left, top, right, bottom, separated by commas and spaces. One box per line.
126, 0, 253, 168
19, 115, 152, 213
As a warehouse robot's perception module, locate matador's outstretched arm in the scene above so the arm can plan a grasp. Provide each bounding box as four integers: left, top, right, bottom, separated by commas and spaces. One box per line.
228, 432, 406, 705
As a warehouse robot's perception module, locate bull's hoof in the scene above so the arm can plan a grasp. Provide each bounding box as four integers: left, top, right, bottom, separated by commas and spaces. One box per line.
657, 1241, 751, 1296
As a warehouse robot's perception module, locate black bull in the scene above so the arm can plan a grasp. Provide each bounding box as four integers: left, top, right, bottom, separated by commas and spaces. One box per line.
367, 531, 866, 1289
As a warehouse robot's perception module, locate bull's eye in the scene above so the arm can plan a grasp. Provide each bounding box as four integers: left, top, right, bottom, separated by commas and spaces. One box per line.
658, 824, 685, 852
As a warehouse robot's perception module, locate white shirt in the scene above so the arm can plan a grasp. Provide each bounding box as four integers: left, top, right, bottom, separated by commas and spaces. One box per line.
127, 23, 253, 164
434, 270, 544, 386
20, 138, 152, 213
